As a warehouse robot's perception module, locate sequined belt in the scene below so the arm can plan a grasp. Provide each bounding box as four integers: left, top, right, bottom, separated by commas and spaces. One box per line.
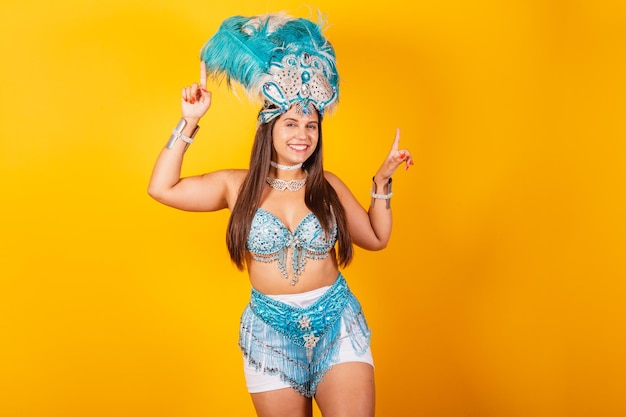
249, 274, 349, 357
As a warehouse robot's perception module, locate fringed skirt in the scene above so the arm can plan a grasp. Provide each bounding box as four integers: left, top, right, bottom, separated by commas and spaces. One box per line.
239, 273, 372, 397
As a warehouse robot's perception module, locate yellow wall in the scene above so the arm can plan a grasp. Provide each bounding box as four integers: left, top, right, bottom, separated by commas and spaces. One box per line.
1, 1, 625, 416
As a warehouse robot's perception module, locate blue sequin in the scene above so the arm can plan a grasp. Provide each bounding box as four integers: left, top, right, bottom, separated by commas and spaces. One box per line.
247, 208, 337, 285
239, 274, 372, 397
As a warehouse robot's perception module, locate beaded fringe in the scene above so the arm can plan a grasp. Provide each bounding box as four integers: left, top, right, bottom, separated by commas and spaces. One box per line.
239, 285, 371, 397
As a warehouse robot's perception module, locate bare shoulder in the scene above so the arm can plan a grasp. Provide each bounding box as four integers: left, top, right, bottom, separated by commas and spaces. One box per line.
324, 170, 364, 216
324, 170, 344, 187
324, 171, 350, 194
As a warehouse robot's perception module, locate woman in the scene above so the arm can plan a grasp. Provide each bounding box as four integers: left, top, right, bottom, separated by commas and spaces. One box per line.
148, 14, 413, 417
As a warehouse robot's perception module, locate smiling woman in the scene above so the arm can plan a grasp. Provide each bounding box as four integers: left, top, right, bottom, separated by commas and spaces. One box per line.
272, 110, 319, 167
3, 0, 626, 416
147, 12, 412, 417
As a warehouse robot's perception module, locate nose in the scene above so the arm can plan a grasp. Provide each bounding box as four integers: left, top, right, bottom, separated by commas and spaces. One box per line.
295, 125, 307, 140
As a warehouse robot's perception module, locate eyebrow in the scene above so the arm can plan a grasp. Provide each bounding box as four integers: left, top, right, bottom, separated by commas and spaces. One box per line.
283, 118, 318, 123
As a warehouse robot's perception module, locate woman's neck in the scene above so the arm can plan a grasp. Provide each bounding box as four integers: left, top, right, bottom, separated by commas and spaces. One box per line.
268, 166, 306, 180
268, 160, 306, 180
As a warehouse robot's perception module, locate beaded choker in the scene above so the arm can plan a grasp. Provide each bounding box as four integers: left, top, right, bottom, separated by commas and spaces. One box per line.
266, 171, 308, 192
270, 160, 303, 171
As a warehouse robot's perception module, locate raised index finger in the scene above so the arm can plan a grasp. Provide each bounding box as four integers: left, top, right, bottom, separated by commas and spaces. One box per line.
200, 61, 207, 89
391, 127, 401, 151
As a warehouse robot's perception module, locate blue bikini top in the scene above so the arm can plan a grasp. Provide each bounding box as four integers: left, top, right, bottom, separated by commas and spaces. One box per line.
247, 208, 338, 285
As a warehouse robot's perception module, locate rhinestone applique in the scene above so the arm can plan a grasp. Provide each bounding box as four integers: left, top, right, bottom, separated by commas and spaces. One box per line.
303, 332, 320, 361
298, 315, 312, 331
247, 208, 337, 285
260, 53, 338, 123
266, 171, 308, 192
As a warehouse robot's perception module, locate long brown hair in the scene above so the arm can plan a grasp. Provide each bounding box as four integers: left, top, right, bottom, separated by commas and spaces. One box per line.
226, 111, 353, 270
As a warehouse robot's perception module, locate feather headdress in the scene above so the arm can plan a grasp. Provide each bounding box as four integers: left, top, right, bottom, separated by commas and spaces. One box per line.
200, 13, 339, 123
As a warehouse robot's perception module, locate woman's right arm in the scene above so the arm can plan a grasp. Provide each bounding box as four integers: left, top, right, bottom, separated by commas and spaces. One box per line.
148, 61, 236, 212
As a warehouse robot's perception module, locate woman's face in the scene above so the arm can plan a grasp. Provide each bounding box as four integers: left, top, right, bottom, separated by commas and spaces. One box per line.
271, 106, 319, 166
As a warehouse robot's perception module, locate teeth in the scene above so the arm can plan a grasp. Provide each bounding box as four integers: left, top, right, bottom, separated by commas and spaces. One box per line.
289, 144, 308, 151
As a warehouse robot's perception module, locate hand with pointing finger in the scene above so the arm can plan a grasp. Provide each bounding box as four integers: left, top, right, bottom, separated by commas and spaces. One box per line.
181, 61, 212, 121
374, 128, 414, 184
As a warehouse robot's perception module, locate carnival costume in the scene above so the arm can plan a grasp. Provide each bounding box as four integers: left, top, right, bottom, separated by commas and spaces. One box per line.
200, 13, 339, 123
200, 13, 372, 397
247, 208, 338, 286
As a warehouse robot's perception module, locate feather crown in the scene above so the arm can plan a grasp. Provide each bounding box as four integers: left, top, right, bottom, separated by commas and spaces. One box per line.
200, 13, 339, 123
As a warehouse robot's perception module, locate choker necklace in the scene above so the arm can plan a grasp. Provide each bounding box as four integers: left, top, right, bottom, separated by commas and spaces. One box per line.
270, 160, 303, 171
266, 171, 308, 192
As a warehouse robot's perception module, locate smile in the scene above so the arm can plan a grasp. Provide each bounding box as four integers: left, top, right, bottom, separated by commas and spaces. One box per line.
289, 144, 309, 151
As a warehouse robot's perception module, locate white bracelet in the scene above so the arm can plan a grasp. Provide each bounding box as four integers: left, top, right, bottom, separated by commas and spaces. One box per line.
370, 191, 393, 199
166, 118, 200, 151
370, 177, 392, 208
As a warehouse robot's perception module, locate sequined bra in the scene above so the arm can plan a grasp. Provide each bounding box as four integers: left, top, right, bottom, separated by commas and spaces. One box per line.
247, 208, 337, 285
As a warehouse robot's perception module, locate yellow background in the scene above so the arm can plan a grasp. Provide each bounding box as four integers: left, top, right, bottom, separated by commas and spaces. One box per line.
1, 0, 625, 416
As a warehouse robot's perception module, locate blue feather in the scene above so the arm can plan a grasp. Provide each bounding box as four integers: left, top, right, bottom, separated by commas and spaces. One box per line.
200, 16, 274, 90
200, 13, 339, 118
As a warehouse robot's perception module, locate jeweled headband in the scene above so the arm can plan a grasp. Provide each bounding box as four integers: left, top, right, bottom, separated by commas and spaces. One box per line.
200, 13, 339, 123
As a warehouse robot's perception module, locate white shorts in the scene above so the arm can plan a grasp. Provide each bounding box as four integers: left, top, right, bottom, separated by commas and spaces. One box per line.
242, 285, 374, 394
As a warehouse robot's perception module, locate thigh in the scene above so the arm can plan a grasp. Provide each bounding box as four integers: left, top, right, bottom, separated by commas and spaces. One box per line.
243, 357, 292, 394
314, 362, 375, 417
251, 388, 313, 417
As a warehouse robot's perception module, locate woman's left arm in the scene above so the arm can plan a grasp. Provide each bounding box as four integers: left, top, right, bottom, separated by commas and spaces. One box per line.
326, 128, 413, 251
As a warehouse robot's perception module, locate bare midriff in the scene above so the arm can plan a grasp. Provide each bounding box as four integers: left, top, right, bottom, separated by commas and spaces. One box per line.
246, 249, 340, 295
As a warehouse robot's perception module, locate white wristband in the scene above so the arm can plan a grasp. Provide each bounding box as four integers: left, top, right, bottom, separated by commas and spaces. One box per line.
166, 118, 200, 151
370, 191, 393, 199
370, 177, 392, 208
